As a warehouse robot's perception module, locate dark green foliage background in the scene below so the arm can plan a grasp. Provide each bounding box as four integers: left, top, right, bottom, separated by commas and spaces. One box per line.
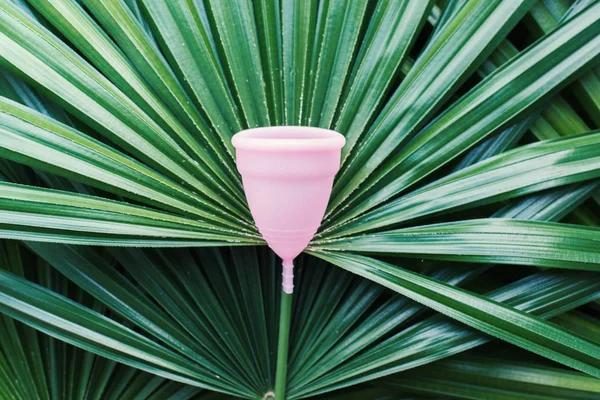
1, 0, 600, 399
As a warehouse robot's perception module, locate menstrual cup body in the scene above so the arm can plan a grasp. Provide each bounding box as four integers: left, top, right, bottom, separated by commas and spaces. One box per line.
233, 127, 344, 260
235, 148, 340, 261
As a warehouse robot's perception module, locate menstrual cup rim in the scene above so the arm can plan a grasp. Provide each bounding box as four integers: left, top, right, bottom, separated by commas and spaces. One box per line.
232, 126, 345, 151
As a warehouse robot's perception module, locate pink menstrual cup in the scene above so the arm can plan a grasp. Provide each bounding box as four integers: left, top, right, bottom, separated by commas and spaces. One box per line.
232, 126, 345, 293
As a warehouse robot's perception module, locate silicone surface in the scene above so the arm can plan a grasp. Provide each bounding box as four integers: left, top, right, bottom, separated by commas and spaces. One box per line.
232, 126, 345, 293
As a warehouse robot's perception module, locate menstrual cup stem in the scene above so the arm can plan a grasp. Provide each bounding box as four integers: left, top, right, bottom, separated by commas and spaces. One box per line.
274, 286, 293, 399
282, 259, 294, 293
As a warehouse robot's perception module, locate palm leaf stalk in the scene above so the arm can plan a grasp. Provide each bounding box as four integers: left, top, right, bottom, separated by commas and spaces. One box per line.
274, 292, 292, 399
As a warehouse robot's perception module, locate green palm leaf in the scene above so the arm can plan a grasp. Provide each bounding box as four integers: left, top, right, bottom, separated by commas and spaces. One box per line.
313, 219, 600, 270
326, 0, 600, 224
321, 131, 600, 236
0, 186, 257, 246
0, 98, 253, 230
382, 356, 600, 399
303, 252, 600, 396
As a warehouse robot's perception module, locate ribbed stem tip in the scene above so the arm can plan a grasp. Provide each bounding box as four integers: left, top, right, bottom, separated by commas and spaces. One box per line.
282, 260, 294, 294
